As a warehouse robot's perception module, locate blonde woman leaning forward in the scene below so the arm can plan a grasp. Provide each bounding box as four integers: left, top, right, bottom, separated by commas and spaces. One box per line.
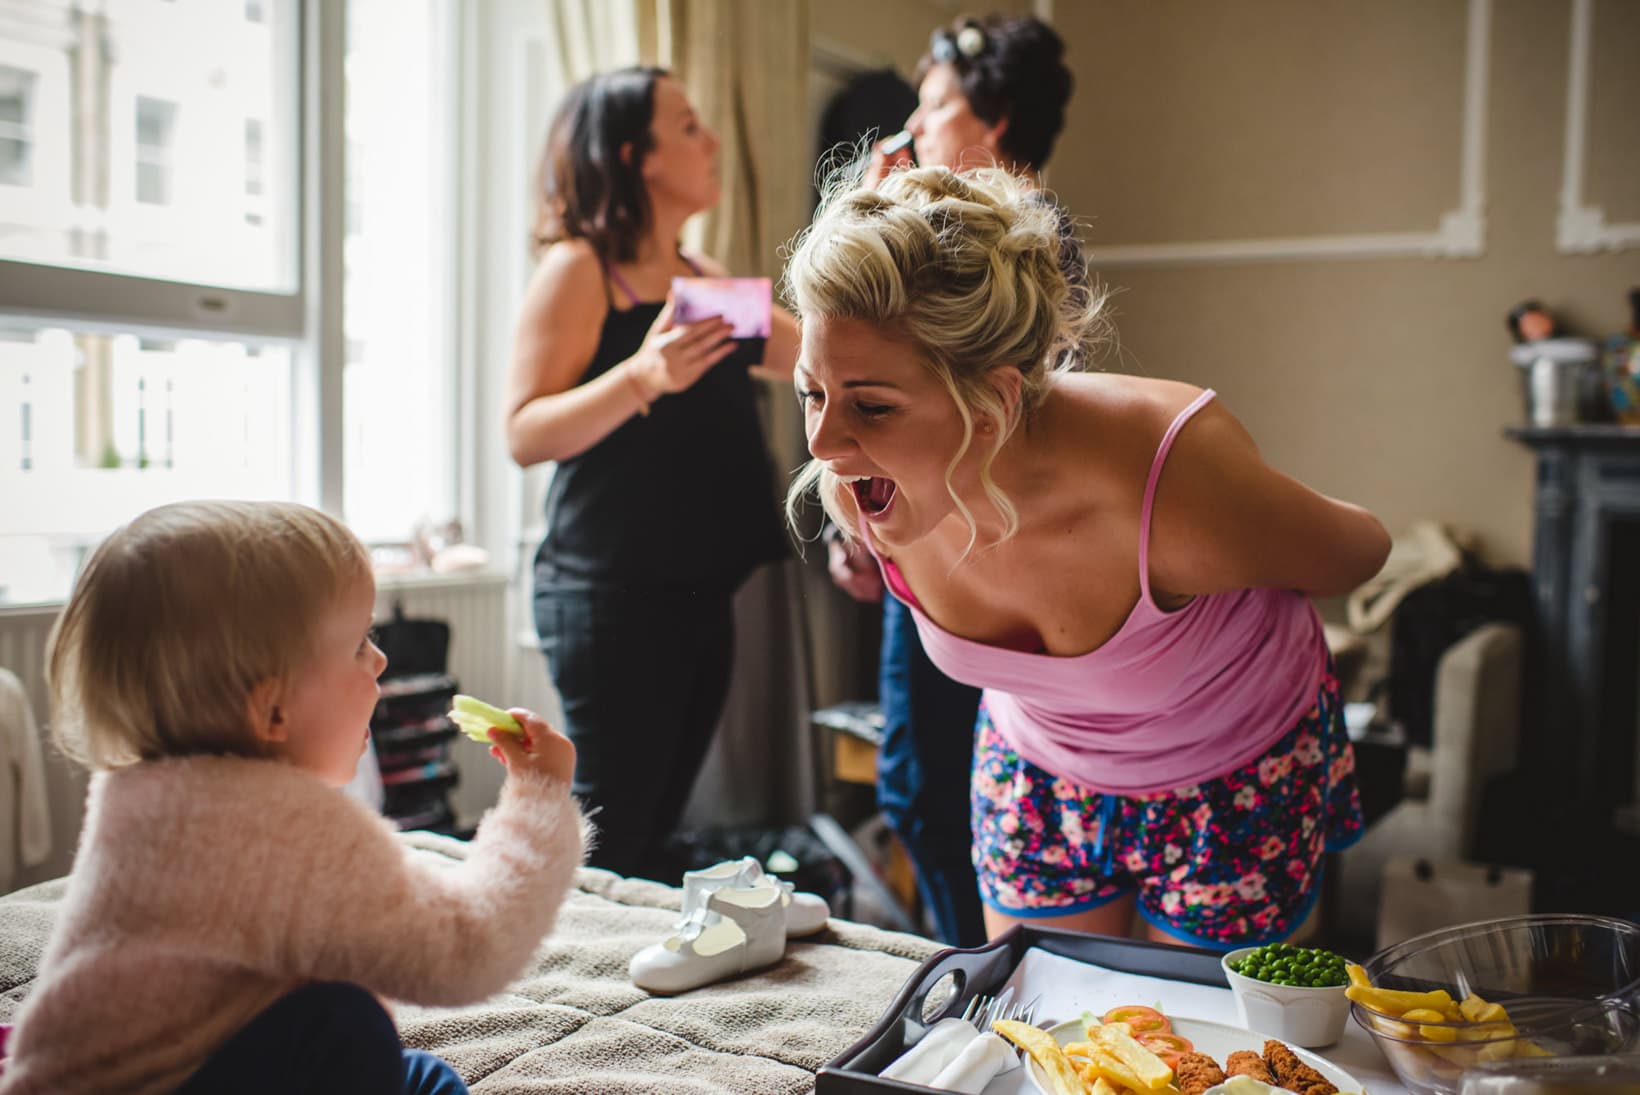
784, 167, 1389, 950
506, 68, 799, 880
0, 501, 585, 1095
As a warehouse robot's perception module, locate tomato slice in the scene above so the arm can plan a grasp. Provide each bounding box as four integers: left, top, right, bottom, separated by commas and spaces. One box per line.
1100, 1005, 1171, 1034
1136, 1031, 1195, 1069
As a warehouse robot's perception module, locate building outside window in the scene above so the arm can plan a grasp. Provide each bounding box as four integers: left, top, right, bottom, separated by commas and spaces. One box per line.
133, 95, 175, 205
244, 116, 264, 225
0, 0, 457, 605
0, 64, 36, 187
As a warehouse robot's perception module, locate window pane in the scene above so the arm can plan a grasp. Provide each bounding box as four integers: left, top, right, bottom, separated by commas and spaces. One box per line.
343, 0, 453, 542
0, 64, 36, 186
0, 0, 298, 291
0, 322, 295, 605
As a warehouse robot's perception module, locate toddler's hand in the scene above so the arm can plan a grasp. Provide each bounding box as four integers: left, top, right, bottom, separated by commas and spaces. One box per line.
488, 708, 576, 785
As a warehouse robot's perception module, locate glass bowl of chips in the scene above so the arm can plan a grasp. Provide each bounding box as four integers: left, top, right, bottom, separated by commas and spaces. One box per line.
1349, 914, 1640, 1095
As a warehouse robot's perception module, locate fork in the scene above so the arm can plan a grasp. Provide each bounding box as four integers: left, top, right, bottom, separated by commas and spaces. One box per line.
961, 988, 1041, 1031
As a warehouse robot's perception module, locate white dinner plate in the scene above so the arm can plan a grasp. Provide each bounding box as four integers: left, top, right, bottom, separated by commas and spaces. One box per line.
1023, 1015, 1369, 1095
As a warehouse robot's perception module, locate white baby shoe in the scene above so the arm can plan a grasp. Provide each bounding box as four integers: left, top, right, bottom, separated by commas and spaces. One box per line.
679, 856, 829, 937
629, 883, 788, 995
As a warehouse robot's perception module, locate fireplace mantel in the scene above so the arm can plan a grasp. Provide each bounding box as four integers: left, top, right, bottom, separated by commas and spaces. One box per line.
1506, 425, 1640, 823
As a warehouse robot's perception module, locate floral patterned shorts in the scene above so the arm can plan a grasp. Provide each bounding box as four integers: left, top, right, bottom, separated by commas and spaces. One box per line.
970, 667, 1363, 949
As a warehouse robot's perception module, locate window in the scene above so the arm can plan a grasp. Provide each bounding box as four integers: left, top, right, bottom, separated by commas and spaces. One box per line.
245, 117, 265, 224
342, 0, 455, 543
0, 65, 35, 186
0, 323, 295, 602
0, 8, 298, 292
0, 0, 461, 606
134, 96, 176, 205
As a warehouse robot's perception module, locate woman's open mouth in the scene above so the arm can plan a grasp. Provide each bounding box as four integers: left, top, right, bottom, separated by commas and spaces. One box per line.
851, 476, 898, 520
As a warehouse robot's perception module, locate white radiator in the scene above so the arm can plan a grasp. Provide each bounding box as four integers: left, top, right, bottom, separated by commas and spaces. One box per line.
374, 571, 513, 705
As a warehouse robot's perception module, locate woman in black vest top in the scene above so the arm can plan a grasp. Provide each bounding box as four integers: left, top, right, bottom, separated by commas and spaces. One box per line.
505, 68, 798, 879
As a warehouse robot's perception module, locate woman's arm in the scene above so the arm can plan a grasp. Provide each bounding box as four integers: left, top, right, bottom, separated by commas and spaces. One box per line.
505, 241, 644, 467
1146, 400, 1391, 600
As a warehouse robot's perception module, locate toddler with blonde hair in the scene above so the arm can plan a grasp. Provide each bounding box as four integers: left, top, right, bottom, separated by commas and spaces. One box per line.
0, 500, 587, 1095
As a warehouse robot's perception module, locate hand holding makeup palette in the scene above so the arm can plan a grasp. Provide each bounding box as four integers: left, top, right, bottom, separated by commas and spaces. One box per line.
671, 277, 772, 370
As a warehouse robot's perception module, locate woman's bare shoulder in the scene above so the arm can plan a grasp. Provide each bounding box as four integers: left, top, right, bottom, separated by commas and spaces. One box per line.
536, 238, 604, 280
521, 240, 606, 315
1049, 372, 1207, 445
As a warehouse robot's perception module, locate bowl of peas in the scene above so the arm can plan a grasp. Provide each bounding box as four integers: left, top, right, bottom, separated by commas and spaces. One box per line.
1221, 942, 1353, 1048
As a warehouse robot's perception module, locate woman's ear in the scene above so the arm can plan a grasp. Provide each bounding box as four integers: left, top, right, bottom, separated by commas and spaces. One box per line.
981, 116, 1011, 158
246, 677, 288, 745
986, 364, 1024, 430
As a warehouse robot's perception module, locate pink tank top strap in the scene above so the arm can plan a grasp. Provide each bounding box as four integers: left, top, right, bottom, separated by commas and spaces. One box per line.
602, 251, 706, 307
857, 521, 924, 611
600, 259, 641, 307
1137, 389, 1217, 602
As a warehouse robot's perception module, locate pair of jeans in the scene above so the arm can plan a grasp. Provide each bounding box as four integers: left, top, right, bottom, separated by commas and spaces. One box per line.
876, 593, 987, 946
535, 583, 734, 881
177, 982, 466, 1095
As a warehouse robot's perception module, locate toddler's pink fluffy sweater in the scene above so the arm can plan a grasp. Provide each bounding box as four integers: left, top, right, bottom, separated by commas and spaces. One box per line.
0, 754, 587, 1095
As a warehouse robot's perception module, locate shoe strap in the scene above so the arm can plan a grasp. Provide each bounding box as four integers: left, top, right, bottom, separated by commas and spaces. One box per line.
673, 902, 715, 943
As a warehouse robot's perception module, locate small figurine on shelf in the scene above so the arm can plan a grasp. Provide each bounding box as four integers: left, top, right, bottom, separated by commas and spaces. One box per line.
1507, 298, 1559, 344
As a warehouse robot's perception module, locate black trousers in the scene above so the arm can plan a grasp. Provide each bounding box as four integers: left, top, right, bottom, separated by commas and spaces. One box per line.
535, 583, 733, 880
176, 982, 467, 1095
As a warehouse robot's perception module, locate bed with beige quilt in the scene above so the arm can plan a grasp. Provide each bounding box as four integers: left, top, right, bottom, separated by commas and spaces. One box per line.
0, 832, 940, 1094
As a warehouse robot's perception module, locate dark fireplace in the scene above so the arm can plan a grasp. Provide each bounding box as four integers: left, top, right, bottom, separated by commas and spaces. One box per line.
1500, 426, 1640, 915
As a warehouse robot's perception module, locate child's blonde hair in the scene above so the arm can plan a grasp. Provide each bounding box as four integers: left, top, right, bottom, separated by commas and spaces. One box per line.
781, 164, 1109, 555
46, 500, 373, 770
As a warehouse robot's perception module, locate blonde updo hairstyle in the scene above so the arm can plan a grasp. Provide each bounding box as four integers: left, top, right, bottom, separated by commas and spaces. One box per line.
46, 500, 373, 770
783, 164, 1107, 554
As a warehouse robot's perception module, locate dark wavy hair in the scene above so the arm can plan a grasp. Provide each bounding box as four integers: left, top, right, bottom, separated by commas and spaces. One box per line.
916, 15, 1073, 172
531, 66, 669, 262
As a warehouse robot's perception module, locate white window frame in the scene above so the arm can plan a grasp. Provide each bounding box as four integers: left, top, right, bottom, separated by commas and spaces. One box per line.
0, 0, 347, 513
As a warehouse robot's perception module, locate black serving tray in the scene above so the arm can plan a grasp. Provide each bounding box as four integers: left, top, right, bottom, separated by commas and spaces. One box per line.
817, 926, 1228, 1093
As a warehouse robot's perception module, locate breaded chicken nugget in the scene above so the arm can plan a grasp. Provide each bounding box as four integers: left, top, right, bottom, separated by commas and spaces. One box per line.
1226, 1050, 1275, 1083
1263, 1039, 1335, 1095
1175, 1052, 1227, 1095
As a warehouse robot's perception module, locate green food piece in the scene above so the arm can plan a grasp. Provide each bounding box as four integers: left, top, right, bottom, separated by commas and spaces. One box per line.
449, 694, 523, 742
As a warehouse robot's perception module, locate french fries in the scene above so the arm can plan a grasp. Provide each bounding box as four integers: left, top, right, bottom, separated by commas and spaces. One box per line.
1009, 1015, 1176, 1095
994, 1019, 1086, 1095
1085, 1021, 1175, 1090
1343, 961, 1552, 1081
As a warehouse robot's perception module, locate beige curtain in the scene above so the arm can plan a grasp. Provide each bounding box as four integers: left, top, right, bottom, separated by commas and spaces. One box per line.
542, 0, 644, 84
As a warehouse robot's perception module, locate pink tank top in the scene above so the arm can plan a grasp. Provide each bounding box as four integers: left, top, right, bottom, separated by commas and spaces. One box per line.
873, 390, 1325, 795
